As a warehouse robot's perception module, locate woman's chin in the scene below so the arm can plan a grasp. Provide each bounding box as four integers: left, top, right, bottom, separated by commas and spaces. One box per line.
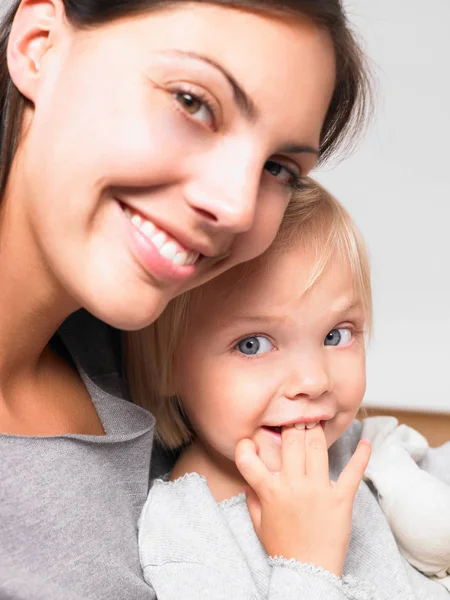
80, 289, 170, 331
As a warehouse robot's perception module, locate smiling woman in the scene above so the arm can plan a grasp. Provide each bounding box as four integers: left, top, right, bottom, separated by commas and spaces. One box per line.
0, 0, 372, 598
1, 1, 348, 329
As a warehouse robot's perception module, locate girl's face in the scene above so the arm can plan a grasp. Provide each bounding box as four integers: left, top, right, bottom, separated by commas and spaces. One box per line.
8, 2, 335, 329
175, 246, 367, 473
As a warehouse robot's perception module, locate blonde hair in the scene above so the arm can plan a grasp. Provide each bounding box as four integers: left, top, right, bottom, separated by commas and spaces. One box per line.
124, 178, 372, 449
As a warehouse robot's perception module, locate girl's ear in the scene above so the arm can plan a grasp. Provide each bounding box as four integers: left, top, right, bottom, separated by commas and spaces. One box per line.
7, 0, 66, 102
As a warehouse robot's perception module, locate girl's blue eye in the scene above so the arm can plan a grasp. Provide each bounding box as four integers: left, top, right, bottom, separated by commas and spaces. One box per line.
324, 328, 352, 347
175, 92, 214, 128
237, 336, 273, 356
264, 160, 300, 189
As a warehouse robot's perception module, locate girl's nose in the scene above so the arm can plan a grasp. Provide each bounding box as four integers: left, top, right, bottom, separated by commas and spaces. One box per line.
284, 355, 331, 401
183, 144, 261, 234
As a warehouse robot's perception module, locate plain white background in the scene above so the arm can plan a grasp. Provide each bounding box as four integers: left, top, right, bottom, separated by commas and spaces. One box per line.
1, 0, 449, 412
316, 0, 450, 412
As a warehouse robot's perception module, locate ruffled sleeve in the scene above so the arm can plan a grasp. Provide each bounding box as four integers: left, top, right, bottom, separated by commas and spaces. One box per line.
268, 558, 380, 599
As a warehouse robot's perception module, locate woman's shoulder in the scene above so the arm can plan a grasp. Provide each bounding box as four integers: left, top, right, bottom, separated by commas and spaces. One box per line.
56, 309, 155, 436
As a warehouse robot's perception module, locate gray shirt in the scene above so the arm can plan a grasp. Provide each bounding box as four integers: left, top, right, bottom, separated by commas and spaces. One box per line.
139, 421, 450, 600
0, 310, 156, 600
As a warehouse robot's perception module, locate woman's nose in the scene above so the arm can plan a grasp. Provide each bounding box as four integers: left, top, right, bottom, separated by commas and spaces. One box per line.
183, 144, 261, 234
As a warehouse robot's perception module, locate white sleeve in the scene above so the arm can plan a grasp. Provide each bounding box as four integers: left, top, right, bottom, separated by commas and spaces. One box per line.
268, 558, 379, 600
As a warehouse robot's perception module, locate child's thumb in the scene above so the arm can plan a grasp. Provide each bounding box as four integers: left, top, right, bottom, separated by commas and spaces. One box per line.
235, 438, 270, 497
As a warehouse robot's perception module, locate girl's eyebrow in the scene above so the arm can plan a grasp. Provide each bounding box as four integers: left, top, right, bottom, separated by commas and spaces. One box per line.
222, 314, 287, 327
160, 49, 258, 121
330, 298, 364, 318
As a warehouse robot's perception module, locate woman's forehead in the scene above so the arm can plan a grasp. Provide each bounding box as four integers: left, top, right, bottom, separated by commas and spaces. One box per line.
74, 3, 335, 144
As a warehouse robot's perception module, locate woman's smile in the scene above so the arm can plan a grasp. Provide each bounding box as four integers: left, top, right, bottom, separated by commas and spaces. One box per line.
124, 205, 201, 268
121, 202, 202, 285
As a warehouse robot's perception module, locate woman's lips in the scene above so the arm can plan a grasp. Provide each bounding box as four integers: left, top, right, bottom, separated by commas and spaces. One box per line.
123, 205, 200, 266
120, 201, 202, 285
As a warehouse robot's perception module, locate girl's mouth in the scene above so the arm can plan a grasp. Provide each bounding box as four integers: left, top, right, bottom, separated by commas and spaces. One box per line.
262, 421, 326, 442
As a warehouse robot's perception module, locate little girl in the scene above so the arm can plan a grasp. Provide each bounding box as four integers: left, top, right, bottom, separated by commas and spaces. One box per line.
127, 180, 449, 599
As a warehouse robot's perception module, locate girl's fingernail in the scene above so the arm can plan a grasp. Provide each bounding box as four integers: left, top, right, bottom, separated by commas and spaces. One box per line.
295, 422, 306, 430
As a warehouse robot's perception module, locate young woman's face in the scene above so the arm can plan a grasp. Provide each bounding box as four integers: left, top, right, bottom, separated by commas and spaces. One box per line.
175, 247, 367, 474
11, 2, 335, 328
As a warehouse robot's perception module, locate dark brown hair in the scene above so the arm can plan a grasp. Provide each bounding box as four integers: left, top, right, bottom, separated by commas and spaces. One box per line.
0, 0, 372, 199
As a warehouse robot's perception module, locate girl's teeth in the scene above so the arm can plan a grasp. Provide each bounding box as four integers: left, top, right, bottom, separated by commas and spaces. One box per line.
159, 241, 178, 261
125, 206, 199, 266
294, 422, 306, 430
306, 421, 319, 430
151, 232, 166, 250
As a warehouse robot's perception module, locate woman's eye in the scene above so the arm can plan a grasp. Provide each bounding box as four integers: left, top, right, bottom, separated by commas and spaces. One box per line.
324, 328, 352, 347
237, 336, 273, 356
175, 92, 214, 128
264, 160, 300, 189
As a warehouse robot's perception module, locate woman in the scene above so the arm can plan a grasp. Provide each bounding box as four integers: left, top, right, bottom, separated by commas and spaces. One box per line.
0, 0, 370, 598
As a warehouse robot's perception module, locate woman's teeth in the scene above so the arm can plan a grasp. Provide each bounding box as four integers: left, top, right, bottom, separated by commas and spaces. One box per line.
124, 208, 199, 267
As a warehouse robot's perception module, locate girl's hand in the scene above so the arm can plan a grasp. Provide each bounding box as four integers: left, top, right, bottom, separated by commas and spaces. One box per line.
235, 425, 371, 578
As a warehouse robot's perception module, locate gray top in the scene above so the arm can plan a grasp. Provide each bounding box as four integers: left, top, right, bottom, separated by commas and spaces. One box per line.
0, 310, 157, 600
139, 421, 450, 600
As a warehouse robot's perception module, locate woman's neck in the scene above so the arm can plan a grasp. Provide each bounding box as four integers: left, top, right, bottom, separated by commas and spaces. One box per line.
170, 440, 248, 503
0, 186, 104, 436
0, 188, 78, 378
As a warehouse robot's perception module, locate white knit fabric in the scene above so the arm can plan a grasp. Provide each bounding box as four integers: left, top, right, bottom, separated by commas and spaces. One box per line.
139, 421, 450, 599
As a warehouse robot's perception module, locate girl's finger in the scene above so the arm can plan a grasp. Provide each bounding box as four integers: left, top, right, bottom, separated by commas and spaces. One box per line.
245, 486, 262, 536
281, 424, 306, 477
305, 424, 329, 481
337, 439, 371, 498
235, 438, 271, 497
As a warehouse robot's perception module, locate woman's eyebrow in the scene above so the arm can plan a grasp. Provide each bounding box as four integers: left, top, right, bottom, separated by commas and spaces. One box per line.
160, 50, 320, 157
160, 49, 258, 121
280, 143, 320, 157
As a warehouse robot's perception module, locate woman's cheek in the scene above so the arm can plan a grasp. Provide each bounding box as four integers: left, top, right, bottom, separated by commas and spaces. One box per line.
97, 113, 188, 187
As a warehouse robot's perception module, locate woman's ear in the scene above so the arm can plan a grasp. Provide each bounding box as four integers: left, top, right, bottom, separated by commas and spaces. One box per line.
7, 0, 66, 103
